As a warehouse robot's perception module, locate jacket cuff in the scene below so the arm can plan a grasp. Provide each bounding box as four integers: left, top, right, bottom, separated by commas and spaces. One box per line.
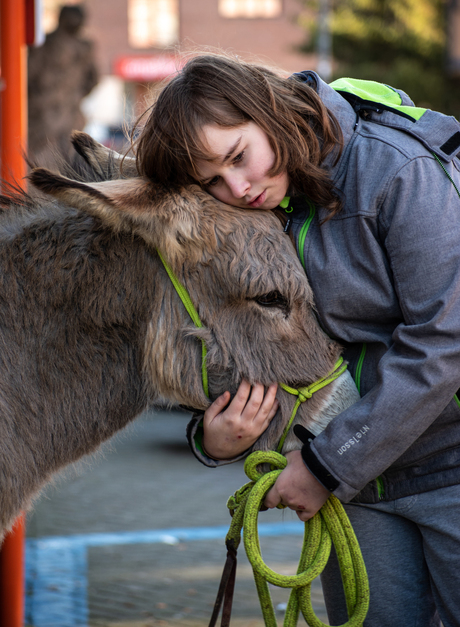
293, 424, 340, 492
186, 414, 249, 468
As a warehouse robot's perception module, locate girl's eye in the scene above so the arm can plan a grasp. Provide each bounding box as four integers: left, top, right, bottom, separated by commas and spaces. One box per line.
233, 151, 245, 164
207, 176, 220, 187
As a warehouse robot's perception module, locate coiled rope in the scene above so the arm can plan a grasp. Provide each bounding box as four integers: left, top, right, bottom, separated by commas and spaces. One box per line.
209, 450, 369, 627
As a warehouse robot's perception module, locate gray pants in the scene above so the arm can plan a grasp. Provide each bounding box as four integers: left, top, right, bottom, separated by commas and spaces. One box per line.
321, 484, 460, 627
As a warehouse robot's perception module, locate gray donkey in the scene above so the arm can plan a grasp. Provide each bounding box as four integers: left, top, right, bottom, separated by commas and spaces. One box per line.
0, 132, 358, 538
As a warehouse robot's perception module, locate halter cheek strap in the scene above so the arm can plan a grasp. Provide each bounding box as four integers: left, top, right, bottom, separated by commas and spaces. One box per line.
158, 250, 209, 398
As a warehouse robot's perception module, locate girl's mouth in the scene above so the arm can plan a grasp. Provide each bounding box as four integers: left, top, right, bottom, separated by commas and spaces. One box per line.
248, 190, 266, 208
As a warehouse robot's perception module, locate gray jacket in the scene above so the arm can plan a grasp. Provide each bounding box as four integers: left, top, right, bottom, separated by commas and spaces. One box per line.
188, 73, 460, 504
290, 72, 460, 503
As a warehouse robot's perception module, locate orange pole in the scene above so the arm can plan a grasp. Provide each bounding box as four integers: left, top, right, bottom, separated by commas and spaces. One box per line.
1, 0, 28, 181
0, 0, 27, 624
0, 517, 26, 627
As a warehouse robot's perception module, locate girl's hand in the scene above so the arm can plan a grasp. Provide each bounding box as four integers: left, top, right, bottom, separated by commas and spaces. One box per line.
264, 450, 330, 521
202, 380, 279, 459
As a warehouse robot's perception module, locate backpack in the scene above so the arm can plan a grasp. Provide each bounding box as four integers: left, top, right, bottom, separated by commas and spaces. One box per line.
293, 72, 460, 203
330, 77, 460, 164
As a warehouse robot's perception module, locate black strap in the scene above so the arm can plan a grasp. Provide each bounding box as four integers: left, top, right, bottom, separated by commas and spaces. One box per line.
208, 541, 238, 627
294, 424, 339, 491
335, 90, 417, 122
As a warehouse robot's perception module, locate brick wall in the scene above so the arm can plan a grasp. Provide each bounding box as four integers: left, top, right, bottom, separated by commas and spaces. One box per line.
83, 0, 316, 77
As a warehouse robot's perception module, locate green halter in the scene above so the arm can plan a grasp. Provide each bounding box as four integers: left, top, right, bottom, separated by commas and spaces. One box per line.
158, 250, 347, 446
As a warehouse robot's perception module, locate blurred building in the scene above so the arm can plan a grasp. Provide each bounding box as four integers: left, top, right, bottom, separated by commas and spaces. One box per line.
40, 0, 314, 149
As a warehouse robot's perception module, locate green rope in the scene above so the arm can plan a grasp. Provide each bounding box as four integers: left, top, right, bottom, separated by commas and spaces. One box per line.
157, 250, 209, 397
226, 451, 370, 626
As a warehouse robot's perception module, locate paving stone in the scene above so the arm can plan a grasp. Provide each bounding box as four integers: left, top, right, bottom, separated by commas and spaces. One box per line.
26, 409, 329, 626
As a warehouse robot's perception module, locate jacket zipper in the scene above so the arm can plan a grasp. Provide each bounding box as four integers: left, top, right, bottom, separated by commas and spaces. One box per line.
354, 343, 366, 395
297, 200, 315, 271
354, 343, 387, 498
295, 204, 386, 500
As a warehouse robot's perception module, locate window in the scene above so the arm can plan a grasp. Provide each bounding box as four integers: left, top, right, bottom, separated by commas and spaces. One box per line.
128, 0, 179, 48
218, 0, 282, 18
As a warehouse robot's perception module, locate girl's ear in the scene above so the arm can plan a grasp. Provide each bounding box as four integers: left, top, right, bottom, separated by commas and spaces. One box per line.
28, 168, 219, 266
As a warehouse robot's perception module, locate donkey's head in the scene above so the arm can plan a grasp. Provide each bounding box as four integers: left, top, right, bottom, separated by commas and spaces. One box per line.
29, 133, 350, 453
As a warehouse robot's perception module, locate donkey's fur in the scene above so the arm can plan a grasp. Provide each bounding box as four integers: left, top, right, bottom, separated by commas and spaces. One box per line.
0, 132, 358, 537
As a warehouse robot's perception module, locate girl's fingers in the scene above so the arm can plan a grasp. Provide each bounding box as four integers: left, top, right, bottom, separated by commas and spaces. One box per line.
205, 380, 278, 427
204, 380, 252, 424
241, 382, 267, 417
204, 390, 231, 422
264, 482, 282, 509
230, 379, 253, 412
266, 398, 279, 422
261, 383, 278, 412
245, 383, 278, 423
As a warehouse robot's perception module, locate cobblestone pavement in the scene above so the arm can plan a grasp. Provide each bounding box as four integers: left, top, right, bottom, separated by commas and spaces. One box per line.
26, 408, 329, 626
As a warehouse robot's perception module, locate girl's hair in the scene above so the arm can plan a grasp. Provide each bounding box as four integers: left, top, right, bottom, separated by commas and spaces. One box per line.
134, 53, 343, 217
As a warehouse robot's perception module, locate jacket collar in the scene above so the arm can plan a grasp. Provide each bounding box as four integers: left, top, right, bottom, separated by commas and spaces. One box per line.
311, 71, 358, 179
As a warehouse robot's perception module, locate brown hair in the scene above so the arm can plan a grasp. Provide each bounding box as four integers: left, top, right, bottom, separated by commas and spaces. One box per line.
134, 53, 343, 217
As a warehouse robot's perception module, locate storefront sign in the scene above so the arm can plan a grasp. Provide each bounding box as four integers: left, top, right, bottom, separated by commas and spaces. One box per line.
113, 55, 181, 82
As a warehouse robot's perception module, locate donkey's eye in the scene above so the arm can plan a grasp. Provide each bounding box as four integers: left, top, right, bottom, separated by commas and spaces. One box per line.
255, 291, 288, 309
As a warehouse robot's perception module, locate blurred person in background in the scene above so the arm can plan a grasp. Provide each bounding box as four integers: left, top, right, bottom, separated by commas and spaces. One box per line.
28, 4, 99, 163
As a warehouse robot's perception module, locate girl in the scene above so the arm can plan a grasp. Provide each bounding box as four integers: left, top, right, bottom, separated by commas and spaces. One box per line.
134, 53, 460, 626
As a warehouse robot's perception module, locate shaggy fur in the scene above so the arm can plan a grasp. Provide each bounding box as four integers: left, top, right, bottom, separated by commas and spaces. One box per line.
0, 132, 358, 538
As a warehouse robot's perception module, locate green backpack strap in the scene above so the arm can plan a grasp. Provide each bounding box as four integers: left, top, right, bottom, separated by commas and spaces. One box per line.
330, 77, 426, 121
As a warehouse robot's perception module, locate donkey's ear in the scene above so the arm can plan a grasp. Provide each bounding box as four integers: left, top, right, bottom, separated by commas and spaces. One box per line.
71, 131, 138, 179
29, 167, 154, 232
28, 168, 218, 264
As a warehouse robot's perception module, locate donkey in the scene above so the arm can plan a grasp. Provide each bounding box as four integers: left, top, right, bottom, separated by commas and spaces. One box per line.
0, 132, 358, 538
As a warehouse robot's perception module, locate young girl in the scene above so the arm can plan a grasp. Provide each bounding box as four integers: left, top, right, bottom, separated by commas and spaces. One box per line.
134, 54, 460, 626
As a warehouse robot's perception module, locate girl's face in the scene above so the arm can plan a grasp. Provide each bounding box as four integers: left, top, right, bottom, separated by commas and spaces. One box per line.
195, 122, 289, 210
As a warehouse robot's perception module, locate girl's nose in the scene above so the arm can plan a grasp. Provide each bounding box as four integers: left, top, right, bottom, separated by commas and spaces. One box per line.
227, 175, 250, 199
